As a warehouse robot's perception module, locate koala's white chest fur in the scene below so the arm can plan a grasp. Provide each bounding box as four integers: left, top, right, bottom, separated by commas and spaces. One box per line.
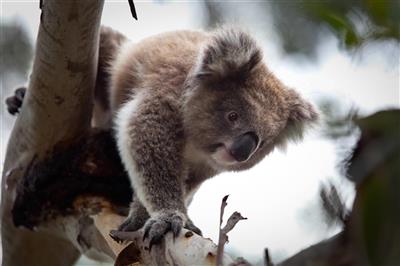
114, 91, 150, 209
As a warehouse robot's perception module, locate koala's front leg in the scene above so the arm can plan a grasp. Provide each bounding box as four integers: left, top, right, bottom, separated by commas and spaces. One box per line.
115, 92, 189, 247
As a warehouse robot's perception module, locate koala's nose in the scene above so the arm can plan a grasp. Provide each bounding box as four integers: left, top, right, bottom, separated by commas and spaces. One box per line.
230, 132, 259, 162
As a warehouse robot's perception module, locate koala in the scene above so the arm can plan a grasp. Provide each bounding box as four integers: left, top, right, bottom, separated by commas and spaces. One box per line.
8, 26, 318, 247
94, 26, 318, 246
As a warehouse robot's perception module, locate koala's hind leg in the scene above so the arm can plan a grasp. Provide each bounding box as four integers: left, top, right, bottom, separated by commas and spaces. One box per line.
6, 86, 26, 115
92, 26, 128, 129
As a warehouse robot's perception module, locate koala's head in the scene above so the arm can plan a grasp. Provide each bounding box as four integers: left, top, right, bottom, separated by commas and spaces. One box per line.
183, 28, 318, 172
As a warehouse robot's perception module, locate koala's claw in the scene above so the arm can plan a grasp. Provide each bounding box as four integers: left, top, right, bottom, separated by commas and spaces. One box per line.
109, 231, 124, 244
6, 87, 26, 115
184, 219, 202, 236
109, 229, 140, 244
142, 211, 185, 250
110, 210, 149, 244
142, 219, 156, 241
118, 215, 146, 233
171, 216, 183, 237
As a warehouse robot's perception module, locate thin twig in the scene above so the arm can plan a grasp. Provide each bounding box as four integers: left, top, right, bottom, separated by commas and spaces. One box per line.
264, 248, 273, 266
220, 194, 229, 226
216, 196, 247, 266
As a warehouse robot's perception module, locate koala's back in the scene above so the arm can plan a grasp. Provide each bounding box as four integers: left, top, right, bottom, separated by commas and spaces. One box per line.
109, 30, 209, 111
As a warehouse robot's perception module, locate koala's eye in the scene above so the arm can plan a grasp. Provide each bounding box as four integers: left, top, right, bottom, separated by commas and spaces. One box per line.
227, 111, 239, 122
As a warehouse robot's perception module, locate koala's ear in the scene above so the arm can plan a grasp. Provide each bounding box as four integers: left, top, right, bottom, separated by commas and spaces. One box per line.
195, 27, 263, 83
278, 89, 319, 146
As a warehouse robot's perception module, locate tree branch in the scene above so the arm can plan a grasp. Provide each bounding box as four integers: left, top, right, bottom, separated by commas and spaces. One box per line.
93, 207, 236, 266
217, 195, 248, 266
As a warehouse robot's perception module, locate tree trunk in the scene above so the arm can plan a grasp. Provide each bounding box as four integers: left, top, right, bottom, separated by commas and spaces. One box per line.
1, 1, 104, 265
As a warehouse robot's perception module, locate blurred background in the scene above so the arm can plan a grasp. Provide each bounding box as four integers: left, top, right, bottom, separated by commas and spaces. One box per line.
1, 0, 399, 265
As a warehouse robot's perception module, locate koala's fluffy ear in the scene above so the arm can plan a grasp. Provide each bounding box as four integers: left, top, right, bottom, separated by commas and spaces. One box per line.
278, 89, 319, 147
195, 27, 263, 83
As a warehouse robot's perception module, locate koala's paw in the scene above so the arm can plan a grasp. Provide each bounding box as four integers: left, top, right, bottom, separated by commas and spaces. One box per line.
143, 210, 185, 250
6, 87, 26, 115
184, 218, 202, 236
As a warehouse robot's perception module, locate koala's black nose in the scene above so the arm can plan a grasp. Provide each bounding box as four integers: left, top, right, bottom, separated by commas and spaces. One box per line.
230, 132, 259, 162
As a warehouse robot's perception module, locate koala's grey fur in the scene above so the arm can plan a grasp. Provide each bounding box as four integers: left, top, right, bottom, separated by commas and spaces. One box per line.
94, 26, 318, 244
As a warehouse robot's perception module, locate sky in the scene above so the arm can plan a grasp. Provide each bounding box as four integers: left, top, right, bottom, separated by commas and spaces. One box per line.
1, 0, 399, 265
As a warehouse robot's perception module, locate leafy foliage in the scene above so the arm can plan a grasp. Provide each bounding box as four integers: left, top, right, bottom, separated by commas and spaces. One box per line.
204, 0, 400, 57
348, 110, 400, 264
271, 0, 400, 56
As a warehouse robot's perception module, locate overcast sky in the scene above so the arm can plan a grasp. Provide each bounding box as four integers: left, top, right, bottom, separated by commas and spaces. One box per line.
1, 0, 399, 264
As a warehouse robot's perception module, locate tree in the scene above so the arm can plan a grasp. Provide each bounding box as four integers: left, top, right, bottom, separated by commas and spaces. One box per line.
1, 0, 103, 265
